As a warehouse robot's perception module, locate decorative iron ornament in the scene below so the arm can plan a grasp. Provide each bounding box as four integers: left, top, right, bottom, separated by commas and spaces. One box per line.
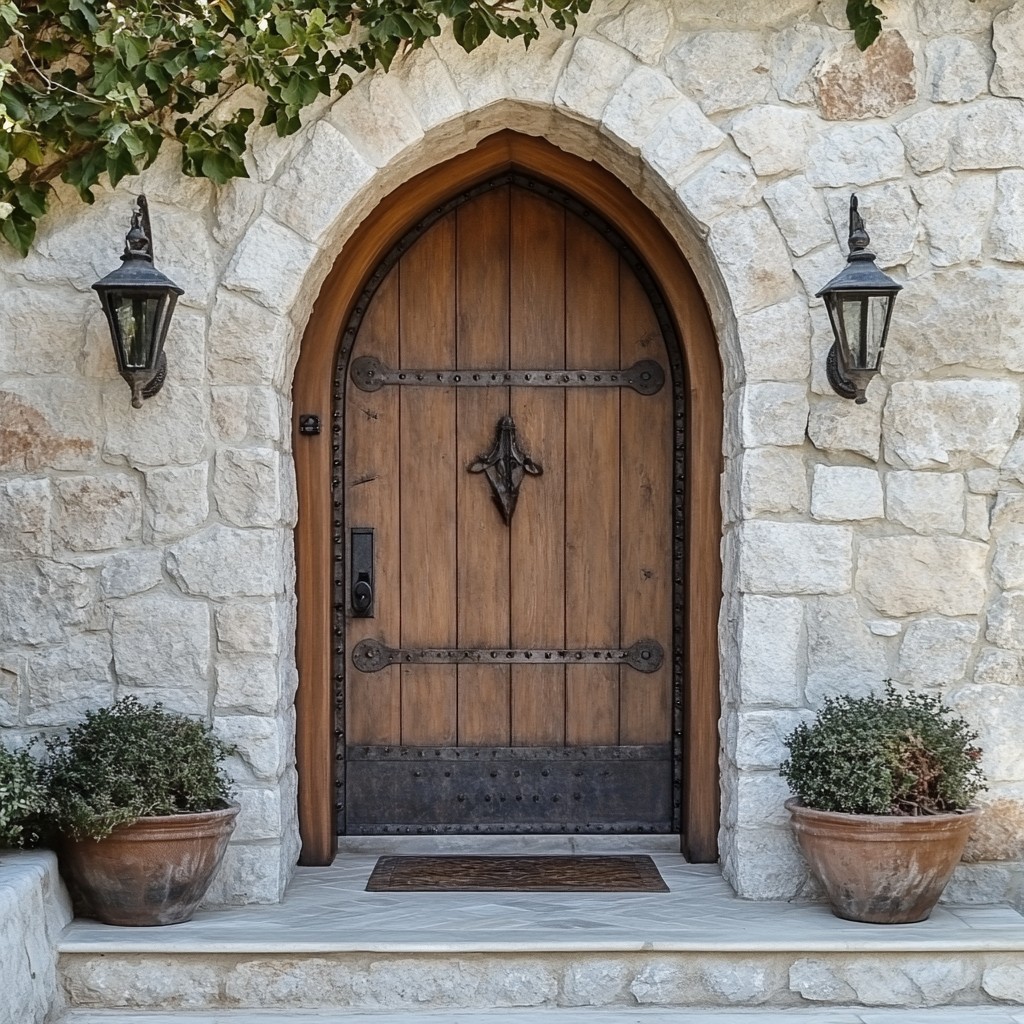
468, 415, 541, 525
351, 638, 664, 674
331, 173, 688, 834
351, 356, 665, 395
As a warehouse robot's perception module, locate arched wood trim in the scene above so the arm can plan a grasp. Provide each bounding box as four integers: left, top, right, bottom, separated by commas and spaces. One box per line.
293, 130, 723, 865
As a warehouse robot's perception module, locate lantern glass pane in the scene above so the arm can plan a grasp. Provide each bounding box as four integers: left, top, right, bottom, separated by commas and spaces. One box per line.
838, 293, 891, 371
113, 294, 162, 368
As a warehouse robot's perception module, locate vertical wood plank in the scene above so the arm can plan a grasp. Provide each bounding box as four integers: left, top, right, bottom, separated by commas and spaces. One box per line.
346, 268, 401, 745
399, 214, 458, 745
564, 214, 620, 746
619, 262, 672, 745
456, 187, 512, 745
510, 189, 566, 747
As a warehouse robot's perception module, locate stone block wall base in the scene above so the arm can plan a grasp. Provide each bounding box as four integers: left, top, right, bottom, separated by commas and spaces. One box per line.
60, 949, 1024, 1011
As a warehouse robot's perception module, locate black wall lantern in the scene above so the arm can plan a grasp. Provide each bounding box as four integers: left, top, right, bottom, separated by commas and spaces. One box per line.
816, 195, 902, 404
92, 195, 183, 408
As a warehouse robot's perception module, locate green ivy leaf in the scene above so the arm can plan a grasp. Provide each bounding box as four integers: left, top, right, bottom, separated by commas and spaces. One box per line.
847, 0, 884, 51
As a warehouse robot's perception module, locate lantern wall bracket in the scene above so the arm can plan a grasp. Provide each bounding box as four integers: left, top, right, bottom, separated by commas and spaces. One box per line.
825, 341, 858, 401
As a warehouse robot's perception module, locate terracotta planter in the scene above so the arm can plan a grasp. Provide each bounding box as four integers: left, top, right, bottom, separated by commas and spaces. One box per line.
786, 798, 978, 924
60, 803, 238, 926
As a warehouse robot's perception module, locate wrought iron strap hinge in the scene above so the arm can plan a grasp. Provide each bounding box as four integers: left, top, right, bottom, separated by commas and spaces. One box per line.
351, 356, 665, 395
352, 639, 664, 674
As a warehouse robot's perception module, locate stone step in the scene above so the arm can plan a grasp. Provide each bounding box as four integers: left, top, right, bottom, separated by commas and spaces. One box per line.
58, 856, 1024, 1013
52, 1008, 1024, 1024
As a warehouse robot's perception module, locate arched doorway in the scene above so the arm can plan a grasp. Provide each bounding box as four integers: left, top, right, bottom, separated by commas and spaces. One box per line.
293, 131, 722, 864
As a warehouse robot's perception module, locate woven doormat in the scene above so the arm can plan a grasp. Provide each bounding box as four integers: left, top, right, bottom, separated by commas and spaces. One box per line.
365, 854, 669, 892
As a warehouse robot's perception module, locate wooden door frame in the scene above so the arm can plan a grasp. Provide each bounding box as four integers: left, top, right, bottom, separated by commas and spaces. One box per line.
293, 130, 723, 865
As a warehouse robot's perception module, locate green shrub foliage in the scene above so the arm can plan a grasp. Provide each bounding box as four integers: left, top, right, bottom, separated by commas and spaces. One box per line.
44, 697, 234, 841
0, 744, 48, 848
780, 685, 986, 816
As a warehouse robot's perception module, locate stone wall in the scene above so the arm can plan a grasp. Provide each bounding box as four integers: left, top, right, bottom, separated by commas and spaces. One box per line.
1, 0, 1023, 904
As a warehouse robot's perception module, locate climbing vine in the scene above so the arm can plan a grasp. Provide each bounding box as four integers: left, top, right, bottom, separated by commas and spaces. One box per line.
0, 0, 885, 256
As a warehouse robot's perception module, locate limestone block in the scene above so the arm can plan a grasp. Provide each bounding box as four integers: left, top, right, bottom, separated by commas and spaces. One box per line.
885, 470, 965, 534
987, 592, 1024, 652
223, 216, 319, 316
806, 596, 888, 704
991, 170, 1024, 263
737, 447, 809, 518
868, 620, 902, 637
701, 958, 780, 1004
0, 478, 51, 557
212, 448, 281, 529
209, 293, 288, 387
823, 183, 917, 268
102, 380, 207, 468
917, 0, 992, 36
708, 208, 796, 315
806, 124, 905, 187
0, 285, 92, 376
898, 618, 978, 690
0, 380, 100, 472
0, 560, 91, 646
728, 106, 816, 177
629, 959, 691, 1004
730, 772, 793, 829
675, 0, 816, 30
983, 964, 1024, 1002
431, 31, 508, 110
213, 176, 262, 248
263, 122, 376, 248
722, 826, 805, 899
215, 714, 284, 781
231, 787, 283, 842
143, 463, 209, 543
950, 99, 1024, 171
166, 524, 285, 599
554, 37, 634, 124
763, 178, 835, 258
677, 153, 760, 230
886, 269, 1024, 380
99, 549, 164, 599
111, 594, 211, 707
791, 956, 975, 1005
992, 4, 1024, 98
216, 601, 279, 655
735, 296, 811, 383
814, 31, 916, 120
737, 595, 803, 706
391, 44, 465, 131
62, 955, 224, 1008
968, 468, 1001, 494
640, 100, 726, 190
210, 386, 284, 446
601, 66, 682, 151
926, 37, 990, 103
858, 537, 989, 617
328, 72, 423, 167
895, 106, 956, 173
883, 380, 1021, 470
738, 521, 852, 596
807, 393, 882, 461
994, 526, 1024, 590
950, 684, 1024, 782
215, 655, 280, 715
771, 24, 837, 106
498, 33, 570, 105
975, 647, 1023, 686
561, 959, 630, 1005
0, 663, 19, 727
53, 474, 141, 552
1003, 438, 1024, 485
666, 32, 770, 115
944, 861, 1018, 903
911, 174, 994, 267
811, 466, 883, 522
25, 635, 114, 726
598, 1, 672, 65
966, 494, 991, 540
963, 793, 1024, 862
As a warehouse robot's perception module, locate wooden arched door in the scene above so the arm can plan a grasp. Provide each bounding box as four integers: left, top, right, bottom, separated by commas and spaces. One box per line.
340, 177, 678, 833
294, 132, 722, 863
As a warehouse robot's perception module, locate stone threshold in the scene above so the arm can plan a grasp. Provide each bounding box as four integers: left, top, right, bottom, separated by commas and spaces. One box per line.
59, 852, 1024, 956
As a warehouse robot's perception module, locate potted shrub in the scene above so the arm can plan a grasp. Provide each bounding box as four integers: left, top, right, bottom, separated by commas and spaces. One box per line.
44, 697, 238, 926
780, 684, 985, 924
0, 744, 48, 850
